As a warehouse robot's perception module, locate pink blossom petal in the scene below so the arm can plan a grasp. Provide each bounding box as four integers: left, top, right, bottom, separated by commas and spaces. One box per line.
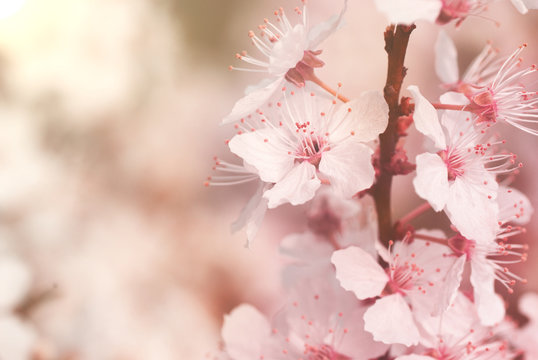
332, 246, 388, 299
308, 0, 348, 49
0, 316, 36, 360
396, 356, 436, 360
270, 25, 308, 75
329, 91, 389, 144
228, 128, 294, 183
222, 78, 284, 124
413, 153, 450, 211
374, 0, 442, 24
510, 0, 538, 13
446, 177, 499, 244
408, 86, 446, 149
222, 304, 270, 360
0, 256, 31, 311
435, 30, 459, 85
280, 232, 333, 263
415, 292, 476, 349
319, 142, 375, 199
363, 294, 421, 346
437, 255, 465, 314
438, 106, 472, 142
523, 0, 538, 9
497, 186, 533, 225
337, 305, 390, 359
519, 293, 538, 321
470, 260, 505, 326
439, 91, 469, 106
263, 161, 321, 208
231, 182, 269, 247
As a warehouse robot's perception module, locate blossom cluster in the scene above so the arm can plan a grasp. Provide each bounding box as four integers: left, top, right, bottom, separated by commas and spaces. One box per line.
207, 1, 538, 359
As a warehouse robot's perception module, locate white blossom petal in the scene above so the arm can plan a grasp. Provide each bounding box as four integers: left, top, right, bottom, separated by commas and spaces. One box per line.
374, 0, 442, 24
438, 105, 473, 143
228, 128, 294, 183
319, 141, 375, 198
231, 182, 269, 247
519, 293, 538, 321
222, 78, 284, 124
510, 0, 538, 13
446, 177, 499, 244
0, 256, 31, 311
439, 91, 469, 106
0, 316, 36, 360
435, 30, 459, 84
523, 0, 538, 10
363, 294, 420, 346
437, 255, 465, 314
280, 232, 332, 263
471, 260, 505, 326
263, 161, 321, 208
337, 305, 390, 359
329, 91, 389, 144
332, 246, 388, 300
307, 0, 348, 49
408, 85, 446, 149
222, 304, 271, 360
497, 186, 533, 225
270, 25, 308, 75
413, 153, 450, 211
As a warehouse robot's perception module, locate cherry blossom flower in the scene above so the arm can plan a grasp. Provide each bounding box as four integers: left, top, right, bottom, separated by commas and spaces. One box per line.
435, 30, 502, 89
410, 86, 504, 243
462, 45, 538, 135
396, 292, 516, 360
221, 276, 388, 360
228, 88, 388, 209
373, 0, 485, 25
414, 186, 531, 325
223, 0, 347, 124
375, 0, 536, 25
435, 34, 538, 135
205, 158, 269, 246
280, 191, 379, 286
332, 237, 456, 346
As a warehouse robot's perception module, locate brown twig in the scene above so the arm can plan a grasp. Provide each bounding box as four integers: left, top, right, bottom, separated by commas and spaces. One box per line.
371, 24, 416, 247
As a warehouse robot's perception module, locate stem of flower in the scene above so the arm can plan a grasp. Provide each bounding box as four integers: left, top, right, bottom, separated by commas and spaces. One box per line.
397, 202, 432, 226
309, 74, 350, 103
413, 232, 448, 246
431, 103, 467, 111
371, 24, 415, 248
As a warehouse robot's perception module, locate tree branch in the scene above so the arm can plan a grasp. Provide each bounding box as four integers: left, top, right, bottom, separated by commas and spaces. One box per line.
372, 24, 415, 247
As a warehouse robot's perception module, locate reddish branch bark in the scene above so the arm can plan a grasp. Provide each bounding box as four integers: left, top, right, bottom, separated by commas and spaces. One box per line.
371, 24, 415, 247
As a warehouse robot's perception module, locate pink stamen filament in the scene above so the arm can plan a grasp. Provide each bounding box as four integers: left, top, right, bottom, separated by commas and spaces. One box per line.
309, 74, 350, 103
397, 202, 432, 225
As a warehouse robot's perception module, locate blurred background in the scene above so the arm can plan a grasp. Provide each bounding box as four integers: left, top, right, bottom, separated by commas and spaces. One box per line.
0, 0, 536, 359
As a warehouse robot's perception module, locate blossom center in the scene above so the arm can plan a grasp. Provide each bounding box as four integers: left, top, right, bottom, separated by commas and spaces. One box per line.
304, 344, 350, 360
387, 262, 423, 295
438, 149, 465, 180
448, 234, 475, 260
470, 89, 498, 123
296, 132, 328, 167
437, 0, 471, 25
285, 50, 325, 87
